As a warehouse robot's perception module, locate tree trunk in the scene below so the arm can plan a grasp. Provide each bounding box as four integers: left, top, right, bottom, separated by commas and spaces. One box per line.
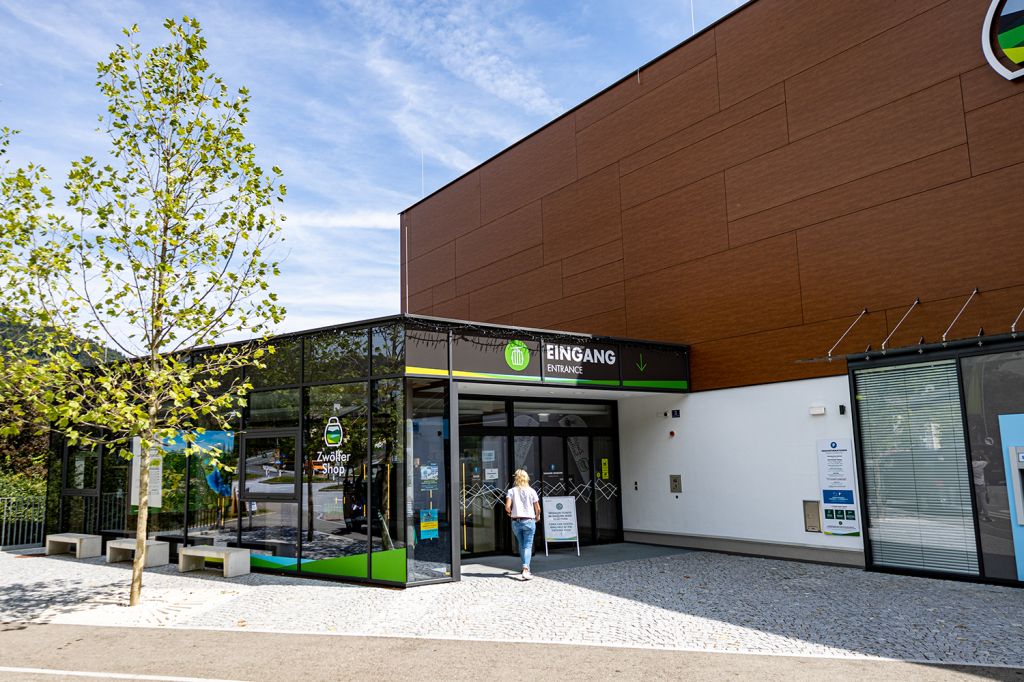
130, 439, 151, 606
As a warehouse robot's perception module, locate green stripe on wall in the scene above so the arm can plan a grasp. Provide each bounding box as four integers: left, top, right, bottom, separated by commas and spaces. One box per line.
621, 379, 689, 390
543, 377, 621, 386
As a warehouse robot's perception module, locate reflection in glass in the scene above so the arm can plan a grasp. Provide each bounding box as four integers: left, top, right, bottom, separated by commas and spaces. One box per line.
513, 402, 611, 428
408, 380, 451, 582
187, 420, 241, 548
246, 389, 300, 429
962, 350, 1024, 581
243, 435, 297, 497
371, 379, 406, 581
372, 325, 404, 376
459, 434, 508, 555
60, 495, 98, 534
305, 329, 369, 383
240, 501, 299, 571
65, 446, 98, 490
302, 383, 369, 578
248, 336, 302, 388
593, 435, 620, 541
459, 399, 507, 428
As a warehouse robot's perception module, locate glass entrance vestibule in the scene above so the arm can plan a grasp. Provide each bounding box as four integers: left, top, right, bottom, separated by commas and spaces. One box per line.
46, 314, 690, 587
459, 397, 621, 557
848, 335, 1024, 587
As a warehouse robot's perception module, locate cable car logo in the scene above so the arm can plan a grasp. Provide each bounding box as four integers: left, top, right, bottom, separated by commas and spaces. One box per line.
324, 416, 343, 448
504, 340, 530, 371
983, 0, 1024, 80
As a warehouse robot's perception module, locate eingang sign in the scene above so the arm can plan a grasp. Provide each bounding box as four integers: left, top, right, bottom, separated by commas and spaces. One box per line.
405, 329, 689, 391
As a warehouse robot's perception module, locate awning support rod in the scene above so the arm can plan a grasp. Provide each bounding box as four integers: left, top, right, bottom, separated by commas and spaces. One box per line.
827, 308, 868, 362
942, 288, 979, 342
1012, 304, 1024, 334
882, 297, 920, 351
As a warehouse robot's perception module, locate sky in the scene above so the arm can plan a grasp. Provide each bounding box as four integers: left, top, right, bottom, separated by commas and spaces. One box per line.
0, 0, 747, 335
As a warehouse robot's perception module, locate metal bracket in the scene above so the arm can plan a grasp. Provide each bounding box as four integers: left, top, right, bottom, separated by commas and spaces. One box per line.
881, 298, 920, 351
827, 309, 868, 362
942, 288, 979, 342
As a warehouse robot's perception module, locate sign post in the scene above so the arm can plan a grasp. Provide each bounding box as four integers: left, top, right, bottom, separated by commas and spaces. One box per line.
541, 496, 580, 556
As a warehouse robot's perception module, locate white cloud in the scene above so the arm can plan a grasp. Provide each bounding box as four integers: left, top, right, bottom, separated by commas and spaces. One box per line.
338, 0, 565, 118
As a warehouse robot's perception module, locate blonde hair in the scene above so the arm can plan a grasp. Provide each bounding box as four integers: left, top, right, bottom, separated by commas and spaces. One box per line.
513, 469, 530, 488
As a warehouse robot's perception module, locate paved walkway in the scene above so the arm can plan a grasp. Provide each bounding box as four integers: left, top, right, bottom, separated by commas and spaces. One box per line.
1, 544, 1022, 669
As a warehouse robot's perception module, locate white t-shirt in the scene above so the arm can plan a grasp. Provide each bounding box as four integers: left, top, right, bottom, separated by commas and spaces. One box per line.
507, 485, 539, 519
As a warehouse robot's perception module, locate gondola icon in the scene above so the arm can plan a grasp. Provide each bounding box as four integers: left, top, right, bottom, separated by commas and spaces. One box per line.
324, 416, 343, 447
983, 0, 1024, 80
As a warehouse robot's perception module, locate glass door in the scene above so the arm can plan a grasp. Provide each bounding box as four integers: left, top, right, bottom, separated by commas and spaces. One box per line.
459, 434, 508, 555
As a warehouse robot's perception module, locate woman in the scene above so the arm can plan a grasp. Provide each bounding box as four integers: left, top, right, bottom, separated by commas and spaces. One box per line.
505, 469, 541, 581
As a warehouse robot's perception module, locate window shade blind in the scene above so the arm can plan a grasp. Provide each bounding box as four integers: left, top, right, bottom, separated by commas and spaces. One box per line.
854, 360, 979, 575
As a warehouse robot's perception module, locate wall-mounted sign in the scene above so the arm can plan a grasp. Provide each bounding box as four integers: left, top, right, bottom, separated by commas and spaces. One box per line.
420, 463, 439, 492
619, 345, 689, 390
983, 0, 1024, 80
542, 342, 620, 385
405, 327, 689, 392
817, 439, 860, 536
451, 335, 542, 382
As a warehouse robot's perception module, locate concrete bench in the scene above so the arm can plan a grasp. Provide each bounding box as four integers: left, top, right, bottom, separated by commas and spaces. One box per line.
45, 533, 102, 559
178, 545, 250, 578
106, 539, 169, 567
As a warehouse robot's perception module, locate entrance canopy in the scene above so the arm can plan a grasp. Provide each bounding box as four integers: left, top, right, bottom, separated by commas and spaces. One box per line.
402, 314, 690, 392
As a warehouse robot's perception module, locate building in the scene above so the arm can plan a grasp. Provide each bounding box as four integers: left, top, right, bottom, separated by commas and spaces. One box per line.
399, 0, 1024, 585
47, 0, 1024, 587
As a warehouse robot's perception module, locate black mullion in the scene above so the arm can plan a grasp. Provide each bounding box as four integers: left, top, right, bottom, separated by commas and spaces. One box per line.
366, 328, 373, 581
955, 354, 986, 578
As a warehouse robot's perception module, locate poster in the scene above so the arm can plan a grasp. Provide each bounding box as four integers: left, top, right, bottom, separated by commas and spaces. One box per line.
129, 438, 164, 508
420, 463, 439, 492
542, 496, 579, 542
817, 438, 860, 536
420, 508, 439, 540
484, 468, 499, 481
482, 450, 496, 463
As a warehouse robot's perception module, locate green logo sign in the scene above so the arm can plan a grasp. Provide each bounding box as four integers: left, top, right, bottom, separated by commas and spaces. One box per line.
504, 340, 530, 371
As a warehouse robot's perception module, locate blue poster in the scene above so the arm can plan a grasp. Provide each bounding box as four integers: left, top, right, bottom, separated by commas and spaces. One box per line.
420, 508, 439, 540
997, 414, 1024, 581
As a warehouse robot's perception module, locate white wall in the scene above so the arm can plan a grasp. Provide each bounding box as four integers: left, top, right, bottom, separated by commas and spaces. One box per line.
618, 375, 862, 552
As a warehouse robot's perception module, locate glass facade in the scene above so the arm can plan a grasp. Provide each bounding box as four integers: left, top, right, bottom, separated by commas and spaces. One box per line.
46, 315, 688, 587
852, 340, 1024, 586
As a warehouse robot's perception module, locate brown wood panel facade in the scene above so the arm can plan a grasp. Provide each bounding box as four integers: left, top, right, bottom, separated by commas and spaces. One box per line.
400, 0, 1024, 391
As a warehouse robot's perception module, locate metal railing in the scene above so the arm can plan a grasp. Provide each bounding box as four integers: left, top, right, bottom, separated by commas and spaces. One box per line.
0, 496, 46, 549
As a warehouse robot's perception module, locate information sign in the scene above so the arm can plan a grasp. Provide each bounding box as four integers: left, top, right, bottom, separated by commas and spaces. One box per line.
420, 508, 439, 540
129, 437, 163, 508
817, 438, 860, 536
541, 496, 580, 556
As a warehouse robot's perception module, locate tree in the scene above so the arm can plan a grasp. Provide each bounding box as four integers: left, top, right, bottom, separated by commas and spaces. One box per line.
1, 18, 286, 606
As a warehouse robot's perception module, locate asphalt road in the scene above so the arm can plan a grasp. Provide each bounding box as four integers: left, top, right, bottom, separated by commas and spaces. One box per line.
0, 623, 1021, 681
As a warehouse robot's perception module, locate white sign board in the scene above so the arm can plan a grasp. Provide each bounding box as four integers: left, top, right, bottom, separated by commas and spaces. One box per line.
541, 495, 580, 556
130, 437, 163, 508
816, 438, 860, 536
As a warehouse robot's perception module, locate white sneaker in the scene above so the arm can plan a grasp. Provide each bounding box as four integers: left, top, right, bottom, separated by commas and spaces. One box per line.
521, 569, 532, 581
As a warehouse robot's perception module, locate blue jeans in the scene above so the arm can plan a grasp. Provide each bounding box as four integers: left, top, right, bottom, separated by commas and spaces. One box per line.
512, 519, 536, 570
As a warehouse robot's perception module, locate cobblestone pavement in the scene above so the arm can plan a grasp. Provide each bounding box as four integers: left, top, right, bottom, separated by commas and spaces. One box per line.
2, 546, 1022, 668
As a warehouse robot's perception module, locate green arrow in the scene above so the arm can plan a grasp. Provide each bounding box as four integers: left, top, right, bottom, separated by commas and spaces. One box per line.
636, 353, 647, 373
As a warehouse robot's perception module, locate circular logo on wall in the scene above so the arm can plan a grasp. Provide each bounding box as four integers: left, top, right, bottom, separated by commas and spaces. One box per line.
983, 0, 1024, 80
504, 340, 530, 371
